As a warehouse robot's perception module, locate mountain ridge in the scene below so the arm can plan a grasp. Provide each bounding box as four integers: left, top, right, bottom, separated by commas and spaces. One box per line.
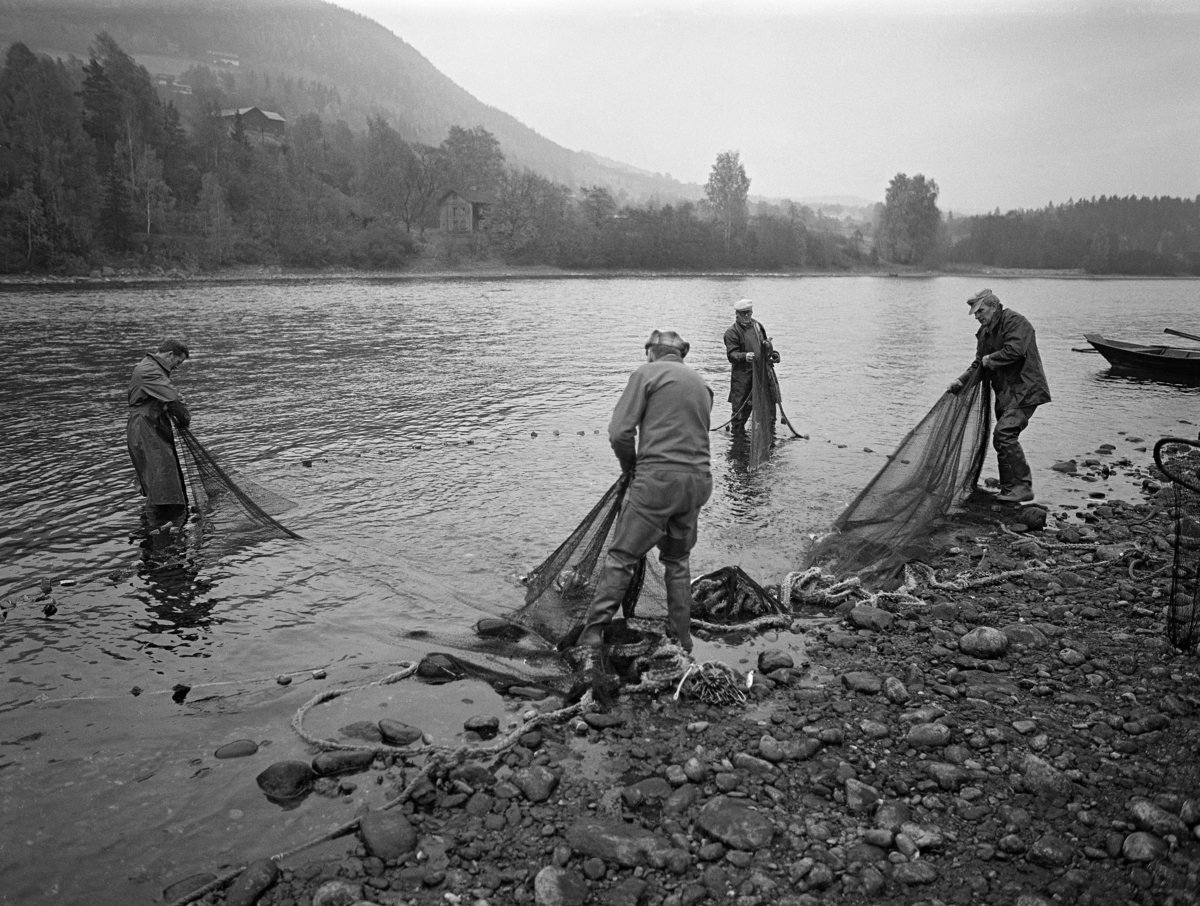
0, 0, 712, 202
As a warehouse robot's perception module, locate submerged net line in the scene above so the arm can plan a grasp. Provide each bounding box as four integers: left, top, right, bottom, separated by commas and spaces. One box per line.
802, 370, 992, 588
1153, 437, 1200, 652
176, 423, 302, 541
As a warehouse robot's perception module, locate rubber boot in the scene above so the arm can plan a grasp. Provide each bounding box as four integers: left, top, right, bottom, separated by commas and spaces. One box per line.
996, 447, 1034, 503
662, 557, 694, 653
995, 455, 1015, 496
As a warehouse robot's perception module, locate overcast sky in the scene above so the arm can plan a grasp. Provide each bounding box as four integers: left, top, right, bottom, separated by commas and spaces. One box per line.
337, 0, 1199, 213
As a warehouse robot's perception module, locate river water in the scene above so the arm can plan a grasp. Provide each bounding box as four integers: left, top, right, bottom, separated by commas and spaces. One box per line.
0, 275, 1197, 903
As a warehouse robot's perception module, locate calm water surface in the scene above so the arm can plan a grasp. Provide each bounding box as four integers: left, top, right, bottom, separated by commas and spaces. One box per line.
0, 275, 1197, 902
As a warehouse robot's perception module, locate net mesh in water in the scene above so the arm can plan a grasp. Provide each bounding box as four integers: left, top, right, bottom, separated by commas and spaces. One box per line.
512, 473, 666, 650
804, 371, 992, 588
176, 424, 302, 541
748, 356, 779, 470
1153, 437, 1200, 652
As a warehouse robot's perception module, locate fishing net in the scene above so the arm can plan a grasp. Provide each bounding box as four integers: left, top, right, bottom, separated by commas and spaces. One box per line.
803, 370, 992, 589
748, 355, 779, 470
512, 472, 667, 650
1153, 437, 1200, 652
690, 566, 787, 624
176, 423, 302, 541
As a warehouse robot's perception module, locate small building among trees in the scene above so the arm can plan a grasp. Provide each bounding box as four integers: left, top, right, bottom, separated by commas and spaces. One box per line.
219, 106, 286, 141
439, 190, 493, 233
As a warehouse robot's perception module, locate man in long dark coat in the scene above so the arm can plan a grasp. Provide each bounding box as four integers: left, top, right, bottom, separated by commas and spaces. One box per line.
723, 298, 779, 432
127, 339, 192, 508
949, 289, 1051, 503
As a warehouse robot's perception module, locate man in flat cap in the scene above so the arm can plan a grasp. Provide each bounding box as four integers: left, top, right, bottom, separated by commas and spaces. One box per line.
573, 329, 713, 666
948, 289, 1051, 503
127, 339, 192, 510
723, 298, 780, 433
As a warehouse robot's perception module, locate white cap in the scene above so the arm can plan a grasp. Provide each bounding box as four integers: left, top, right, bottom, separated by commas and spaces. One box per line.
734, 299, 753, 312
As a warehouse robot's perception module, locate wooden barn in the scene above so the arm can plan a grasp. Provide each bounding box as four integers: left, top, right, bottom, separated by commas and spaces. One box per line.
219, 106, 286, 140
438, 190, 493, 233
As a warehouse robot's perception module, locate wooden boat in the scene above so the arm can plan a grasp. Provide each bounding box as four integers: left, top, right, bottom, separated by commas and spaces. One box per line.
1084, 332, 1200, 376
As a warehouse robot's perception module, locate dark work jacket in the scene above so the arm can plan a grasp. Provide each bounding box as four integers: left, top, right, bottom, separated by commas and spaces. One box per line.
126, 353, 191, 505
956, 306, 1051, 412
723, 318, 779, 404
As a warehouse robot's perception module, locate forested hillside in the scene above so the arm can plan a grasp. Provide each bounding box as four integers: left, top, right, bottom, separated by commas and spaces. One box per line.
0, 31, 868, 275
946, 196, 1200, 275
0, 0, 699, 202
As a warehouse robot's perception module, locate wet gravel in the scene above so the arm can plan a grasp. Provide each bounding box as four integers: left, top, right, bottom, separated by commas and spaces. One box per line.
171, 451, 1200, 906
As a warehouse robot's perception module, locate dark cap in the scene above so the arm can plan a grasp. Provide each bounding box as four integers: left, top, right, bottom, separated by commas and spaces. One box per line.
645, 329, 690, 358
967, 289, 999, 314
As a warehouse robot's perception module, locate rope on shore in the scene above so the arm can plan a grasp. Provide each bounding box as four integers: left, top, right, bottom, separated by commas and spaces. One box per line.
170, 673, 592, 906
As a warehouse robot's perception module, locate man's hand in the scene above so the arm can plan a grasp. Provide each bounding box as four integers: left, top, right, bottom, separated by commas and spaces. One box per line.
980, 354, 993, 369
744, 351, 756, 363
947, 380, 963, 395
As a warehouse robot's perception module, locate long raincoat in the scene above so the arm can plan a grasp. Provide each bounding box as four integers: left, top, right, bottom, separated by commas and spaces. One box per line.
723, 318, 781, 426
956, 306, 1051, 413
126, 353, 191, 506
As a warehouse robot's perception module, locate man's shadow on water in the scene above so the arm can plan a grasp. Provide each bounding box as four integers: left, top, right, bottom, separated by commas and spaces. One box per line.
131, 504, 218, 634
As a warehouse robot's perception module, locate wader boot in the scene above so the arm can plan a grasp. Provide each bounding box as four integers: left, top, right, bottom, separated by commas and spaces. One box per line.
992, 454, 1015, 496
662, 556, 694, 653
995, 446, 1034, 503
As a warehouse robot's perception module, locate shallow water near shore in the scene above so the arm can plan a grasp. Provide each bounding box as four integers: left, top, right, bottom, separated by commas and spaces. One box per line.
0, 275, 1197, 903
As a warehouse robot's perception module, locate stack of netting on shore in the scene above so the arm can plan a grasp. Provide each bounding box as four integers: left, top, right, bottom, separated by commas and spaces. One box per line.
1153, 437, 1200, 652
803, 371, 992, 589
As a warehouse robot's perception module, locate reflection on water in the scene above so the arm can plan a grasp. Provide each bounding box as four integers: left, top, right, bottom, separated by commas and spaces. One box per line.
1, 276, 1199, 904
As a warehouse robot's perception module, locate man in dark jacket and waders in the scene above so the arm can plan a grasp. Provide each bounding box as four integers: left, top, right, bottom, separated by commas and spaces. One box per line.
572, 330, 713, 681
127, 339, 192, 511
723, 299, 780, 433
949, 289, 1051, 503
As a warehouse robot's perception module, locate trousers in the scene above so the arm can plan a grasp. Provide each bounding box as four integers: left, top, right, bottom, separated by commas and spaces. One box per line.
577, 469, 713, 649
993, 405, 1036, 487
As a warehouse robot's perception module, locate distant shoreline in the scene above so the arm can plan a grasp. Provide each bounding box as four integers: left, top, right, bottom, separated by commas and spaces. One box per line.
0, 263, 1196, 290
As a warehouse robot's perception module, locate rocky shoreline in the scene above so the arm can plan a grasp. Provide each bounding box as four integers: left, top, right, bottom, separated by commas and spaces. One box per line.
167, 448, 1200, 906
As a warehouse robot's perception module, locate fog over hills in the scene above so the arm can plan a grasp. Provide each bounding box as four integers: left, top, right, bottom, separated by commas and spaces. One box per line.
0, 0, 726, 203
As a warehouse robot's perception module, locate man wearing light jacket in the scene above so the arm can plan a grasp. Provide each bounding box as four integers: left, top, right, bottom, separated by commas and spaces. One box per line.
949, 289, 1051, 503
574, 329, 713, 660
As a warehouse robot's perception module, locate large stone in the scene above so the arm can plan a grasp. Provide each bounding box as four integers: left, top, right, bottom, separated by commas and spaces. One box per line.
534, 866, 588, 906
874, 800, 913, 832
311, 749, 374, 776
883, 676, 910, 704
958, 627, 1009, 659
338, 721, 383, 744
513, 765, 559, 802
1021, 754, 1075, 800
214, 740, 258, 759
892, 861, 937, 884
848, 605, 894, 632
360, 810, 417, 860
1122, 831, 1168, 862
224, 859, 279, 906
464, 715, 500, 739
844, 778, 881, 812
378, 719, 424, 745
1128, 799, 1189, 838
842, 671, 883, 694
565, 818, 673, 867
1027, 835, 1076, 867
906, 723, 952, 748
255, 761, 314, 800
926, 762, 970, 791
311, 879, 363, 906
697, 796, 776, 850
758, 650, 794, 673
